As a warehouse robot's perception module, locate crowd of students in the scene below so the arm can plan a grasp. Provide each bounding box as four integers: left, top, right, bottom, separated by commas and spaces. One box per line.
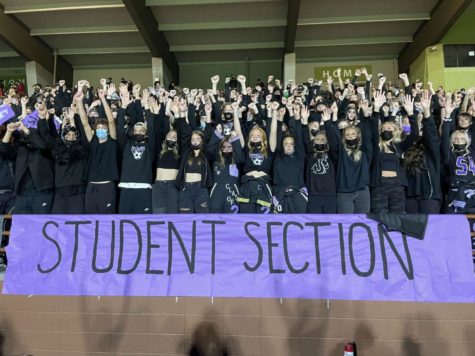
0, 69, 474, 215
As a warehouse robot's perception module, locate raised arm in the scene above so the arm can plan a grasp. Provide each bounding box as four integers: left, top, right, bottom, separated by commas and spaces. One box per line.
269, 101, 279, 152
75, 90, 94, 142
98, 88, 116, 140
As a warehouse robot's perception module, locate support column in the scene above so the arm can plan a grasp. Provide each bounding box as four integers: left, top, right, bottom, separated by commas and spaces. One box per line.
284, 53, 296, 87
25, 61, 53, 95
152, 57, 173, 89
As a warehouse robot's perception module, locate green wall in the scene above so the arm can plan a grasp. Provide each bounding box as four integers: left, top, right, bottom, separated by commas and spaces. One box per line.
179, 61, 282, 89
442, 0, 475, 44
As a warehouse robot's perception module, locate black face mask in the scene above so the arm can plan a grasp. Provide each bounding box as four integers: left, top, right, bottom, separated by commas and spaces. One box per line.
191, 142, 203, 150
454, 143, 467, 152
134, 134, 146, 142
64, 139, 76, 148
311, 129, 319, 137
222, 151, 233, 159
166, 140, 176, 148
346, 138, 359, 148
380, 131, 393, 141
250, 141, 262, 150
314, 143, 328, 152
224, 112, 233, 121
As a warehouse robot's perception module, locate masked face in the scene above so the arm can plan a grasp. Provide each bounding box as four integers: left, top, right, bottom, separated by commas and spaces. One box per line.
223, 112, 233, 121
96, 127, 108, 140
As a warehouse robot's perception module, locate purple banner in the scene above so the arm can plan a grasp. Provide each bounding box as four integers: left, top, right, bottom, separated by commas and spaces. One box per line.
22, 110, 39, 129
0, 104, 15, 125
3, 215, 475, 302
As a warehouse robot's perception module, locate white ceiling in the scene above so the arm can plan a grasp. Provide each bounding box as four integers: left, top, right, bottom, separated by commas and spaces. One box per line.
0, 0, 443, 69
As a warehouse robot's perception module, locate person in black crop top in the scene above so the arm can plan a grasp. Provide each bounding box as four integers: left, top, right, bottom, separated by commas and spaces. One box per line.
272, 104, 308, 213
152, 129, 181, 213
175, 100, 213, 213
77, 87, 119, 214
370, 92, 418, 213
236, 101, 278, 213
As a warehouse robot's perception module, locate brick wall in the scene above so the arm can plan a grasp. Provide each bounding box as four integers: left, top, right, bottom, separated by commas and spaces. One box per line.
0, 282, 474, 356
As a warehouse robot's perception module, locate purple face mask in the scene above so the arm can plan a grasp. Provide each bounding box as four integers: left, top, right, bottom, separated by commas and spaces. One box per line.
402, 124, 411, 134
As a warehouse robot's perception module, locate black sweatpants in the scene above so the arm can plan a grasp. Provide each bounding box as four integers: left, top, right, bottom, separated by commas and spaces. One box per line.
209, 183, 240, 213
371, 177, 405, 214
179, 182, 209, 213
85, 182, 116, 214
152, 180, 179, 214
0, 191, 15, 214
405, 197, 441, 214
119, 188, 152, 214
14, 190, 53, 214
307, 195, 337, 214
52, 186, 85, 214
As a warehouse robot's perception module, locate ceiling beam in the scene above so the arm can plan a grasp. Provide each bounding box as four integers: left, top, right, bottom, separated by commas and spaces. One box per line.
295, 36, 412, 48
31, 25, 138, 36
284, 0, 301, 53
57, 47, 150, 55
398, 0, 472, 72
3, 0, 123, 14
299, 13, 430, 26
0, 4, 73, 83
0, 51, 21, 58
146, 0, 278, 5
122, 0, 178, 82
171, 42, 284, 52
159, 19, 286, 31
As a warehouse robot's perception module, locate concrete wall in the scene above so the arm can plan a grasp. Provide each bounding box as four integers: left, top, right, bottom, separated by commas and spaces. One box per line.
73, 67, 153, 89
0, 283, 474, 356
179, 61, 283, 89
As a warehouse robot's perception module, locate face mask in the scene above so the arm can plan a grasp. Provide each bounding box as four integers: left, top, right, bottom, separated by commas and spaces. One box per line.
191, 142, 203, 150
346, 138, 358, 148
222, 151, 233, 159
64, 139, 76, 148
402, 124, 411, 134
311, 129, 319, 137
134, 134, 146, 142
166, 140, 176, 148
314, 143, 328, 152
96, 128, 108, 139
380, 131, 393, 141
250, 141, 262, 150
454, 143, 467, 152
224, 112, 233, 121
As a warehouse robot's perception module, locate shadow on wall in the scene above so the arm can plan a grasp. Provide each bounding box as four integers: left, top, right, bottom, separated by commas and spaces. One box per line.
182, 306, 237, 356
0, 318, 20, 356
79, 282, 131, 355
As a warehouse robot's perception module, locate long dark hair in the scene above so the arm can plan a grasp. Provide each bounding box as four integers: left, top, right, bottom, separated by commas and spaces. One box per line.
404, 140, 425, 175
217, 137, 235, 167
187, 130, 205, 165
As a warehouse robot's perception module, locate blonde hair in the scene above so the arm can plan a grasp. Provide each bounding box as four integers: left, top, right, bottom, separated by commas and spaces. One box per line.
247, 126, 268, 158
379, 121, 401, 151
450, 130, 471, 154
343, 126, 362, 162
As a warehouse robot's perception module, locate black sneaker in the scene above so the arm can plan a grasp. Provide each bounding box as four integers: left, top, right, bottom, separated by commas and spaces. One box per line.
0, 252, 7, 272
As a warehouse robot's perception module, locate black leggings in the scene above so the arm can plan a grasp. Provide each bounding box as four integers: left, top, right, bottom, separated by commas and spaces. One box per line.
307, 195, 337, 214
371, 177, 405, 214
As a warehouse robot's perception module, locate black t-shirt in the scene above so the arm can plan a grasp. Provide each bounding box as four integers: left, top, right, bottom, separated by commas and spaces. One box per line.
86, 136, 119, 182
54, 142, 88, 188
243, 146, 274, 175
